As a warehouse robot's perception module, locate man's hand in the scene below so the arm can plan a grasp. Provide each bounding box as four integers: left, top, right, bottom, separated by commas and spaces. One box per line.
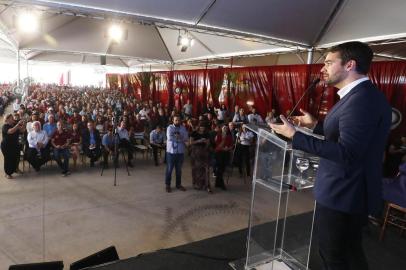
269, 115, 296, 139
291, 108, 317, 129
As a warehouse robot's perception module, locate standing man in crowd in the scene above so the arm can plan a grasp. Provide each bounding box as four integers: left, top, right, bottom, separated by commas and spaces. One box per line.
183, 99, 193, 118
51, 120, 71, 176
270, 41, 391, 270
165, 115, 188, 193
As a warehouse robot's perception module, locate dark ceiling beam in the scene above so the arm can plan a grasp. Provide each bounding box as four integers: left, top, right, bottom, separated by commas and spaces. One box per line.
154, 25, 173, 62
312, 0, 346, 46
189, 32, 215, 55
195, 0, 216, 25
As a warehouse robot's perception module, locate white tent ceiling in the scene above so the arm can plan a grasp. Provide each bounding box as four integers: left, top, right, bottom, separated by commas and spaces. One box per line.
0, 0, 405, 68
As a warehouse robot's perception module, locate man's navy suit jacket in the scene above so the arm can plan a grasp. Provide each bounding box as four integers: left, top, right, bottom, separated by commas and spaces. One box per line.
292, 80, 391, 215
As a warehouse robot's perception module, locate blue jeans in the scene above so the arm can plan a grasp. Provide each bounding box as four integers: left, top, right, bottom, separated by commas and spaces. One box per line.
54, 148, 70, 173
165, 153, 184, 187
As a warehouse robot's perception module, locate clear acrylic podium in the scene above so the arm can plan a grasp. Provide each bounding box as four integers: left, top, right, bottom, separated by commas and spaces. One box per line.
230, 124, 321, 270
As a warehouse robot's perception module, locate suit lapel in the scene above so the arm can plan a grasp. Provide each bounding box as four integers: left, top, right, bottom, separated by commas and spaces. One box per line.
324, 80, 370, 124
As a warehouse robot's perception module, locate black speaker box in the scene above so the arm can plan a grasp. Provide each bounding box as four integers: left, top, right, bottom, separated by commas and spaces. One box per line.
9, 261, 64, 270
70, 246, 119, 270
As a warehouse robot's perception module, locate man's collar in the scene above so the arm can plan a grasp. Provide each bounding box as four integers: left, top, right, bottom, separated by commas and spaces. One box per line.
337, 77, 369, 99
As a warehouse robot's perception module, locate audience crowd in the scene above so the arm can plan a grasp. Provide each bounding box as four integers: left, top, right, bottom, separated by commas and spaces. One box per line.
2, 84, 404, 193
1, 84, 275, 192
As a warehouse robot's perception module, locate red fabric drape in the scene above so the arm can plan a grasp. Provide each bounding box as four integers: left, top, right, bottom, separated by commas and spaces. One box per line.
208, 67, 225, 107
106, 61, 406, 139
369, 62, 406, 139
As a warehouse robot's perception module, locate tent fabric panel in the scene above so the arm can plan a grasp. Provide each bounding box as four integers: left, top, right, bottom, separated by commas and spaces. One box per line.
199, 0, 340, 45
319, 0, 406, 46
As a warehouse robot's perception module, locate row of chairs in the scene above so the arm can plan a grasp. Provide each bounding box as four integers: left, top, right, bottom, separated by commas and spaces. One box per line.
9, 246, 119, 270
17, 135, 160, 173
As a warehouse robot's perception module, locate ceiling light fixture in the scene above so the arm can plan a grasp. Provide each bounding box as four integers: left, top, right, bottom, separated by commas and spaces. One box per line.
17, 12, 39, 34
108, 24, 123, 43
177, 30, 194, 52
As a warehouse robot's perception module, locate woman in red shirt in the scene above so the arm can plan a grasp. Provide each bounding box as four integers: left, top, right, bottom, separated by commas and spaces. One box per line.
70, 123, 82, 168
214, 125, 233, 190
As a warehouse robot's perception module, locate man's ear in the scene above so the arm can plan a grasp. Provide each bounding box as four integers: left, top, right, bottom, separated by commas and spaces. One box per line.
345, 59, 356, 71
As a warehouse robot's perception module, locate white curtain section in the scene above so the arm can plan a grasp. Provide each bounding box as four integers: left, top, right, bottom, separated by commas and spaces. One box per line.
0, 62, 131, 87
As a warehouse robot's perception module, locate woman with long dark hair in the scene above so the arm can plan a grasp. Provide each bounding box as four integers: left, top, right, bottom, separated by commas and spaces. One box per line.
1, 114, 25, 179
214, 125, 233, 190
190, 124, 211, 192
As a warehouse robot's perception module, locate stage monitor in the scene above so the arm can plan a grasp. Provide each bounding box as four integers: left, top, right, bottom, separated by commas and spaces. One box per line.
70, 246, 119, 270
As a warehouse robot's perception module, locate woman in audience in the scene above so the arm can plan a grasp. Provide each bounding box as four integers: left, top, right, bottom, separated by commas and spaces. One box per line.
70, 123, 82, 168
1, 114, 25, 179
190, 124, 211, 192
214, 125, 233, 190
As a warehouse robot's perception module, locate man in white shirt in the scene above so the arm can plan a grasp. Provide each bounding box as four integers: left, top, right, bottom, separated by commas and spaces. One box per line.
183, 100, 193, 118
236, 126, 254, 177
248, 107, 264, 124
12, 98, 21, 112
27, 121, 50, 171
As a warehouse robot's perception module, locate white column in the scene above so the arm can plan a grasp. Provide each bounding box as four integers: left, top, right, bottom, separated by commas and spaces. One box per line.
16, 49, 21, 87
307, 48, 314, 64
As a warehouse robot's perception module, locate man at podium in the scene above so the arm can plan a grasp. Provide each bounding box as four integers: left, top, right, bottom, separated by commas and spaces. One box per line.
270, 41, 391, 270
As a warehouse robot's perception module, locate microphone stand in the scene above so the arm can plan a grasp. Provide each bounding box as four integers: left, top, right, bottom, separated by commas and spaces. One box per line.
274, 78, 321, 124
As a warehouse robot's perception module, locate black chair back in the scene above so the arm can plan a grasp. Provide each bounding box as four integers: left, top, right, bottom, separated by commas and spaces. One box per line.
9, 261, 64, 270
70, 246, 119, 270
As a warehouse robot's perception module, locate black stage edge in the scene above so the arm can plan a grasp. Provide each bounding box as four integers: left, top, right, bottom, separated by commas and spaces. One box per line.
86, 212, 406, 270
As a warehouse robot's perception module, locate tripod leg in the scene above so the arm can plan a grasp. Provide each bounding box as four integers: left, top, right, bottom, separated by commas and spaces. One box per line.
226, 143, 238, 184
122, 150, 130, 176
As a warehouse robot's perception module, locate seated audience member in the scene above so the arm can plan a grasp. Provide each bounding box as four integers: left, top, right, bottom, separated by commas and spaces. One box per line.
117, 121, 134, 167
385, 136, 406, 177
70, 123, 82, 168
133, 114, 145, 144
150, 125, 166, 166
102, 128, 116, 168
43, 114, 57, 138
248, 107, 264, 124
202, 103, 215, 117
265, 110, 277, 124
232, 108, 248, 124
82, 120, 101, 167
12, 98, 21, 112
215, 104, 228, 124
26, 111, 40, 133
27, 121, 50, 171
51, 121, 71, 176
383, 160, 406, 208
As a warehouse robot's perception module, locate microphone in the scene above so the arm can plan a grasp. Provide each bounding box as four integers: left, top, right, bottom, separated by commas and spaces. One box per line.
287, 78, 321, 119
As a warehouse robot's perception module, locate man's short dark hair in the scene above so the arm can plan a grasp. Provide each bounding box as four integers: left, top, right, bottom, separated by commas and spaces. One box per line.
329, 41, 373, 75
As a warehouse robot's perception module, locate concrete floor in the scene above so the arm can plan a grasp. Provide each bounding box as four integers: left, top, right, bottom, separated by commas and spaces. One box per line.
0, 119, 314, 269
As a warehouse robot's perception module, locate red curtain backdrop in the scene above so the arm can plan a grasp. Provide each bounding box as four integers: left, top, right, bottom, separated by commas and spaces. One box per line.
107, 61, 406, 137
